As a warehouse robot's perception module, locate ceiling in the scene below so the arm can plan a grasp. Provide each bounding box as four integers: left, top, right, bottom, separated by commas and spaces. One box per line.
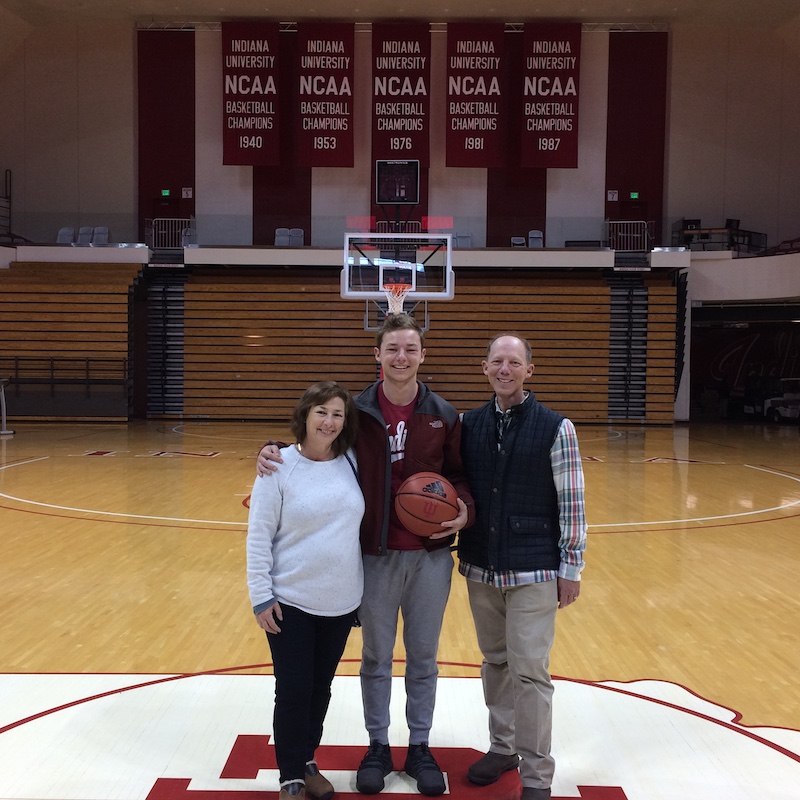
1, 0, 799, 29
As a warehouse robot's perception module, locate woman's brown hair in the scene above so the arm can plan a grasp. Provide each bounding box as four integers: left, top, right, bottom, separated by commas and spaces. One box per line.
290, 381, 359, 457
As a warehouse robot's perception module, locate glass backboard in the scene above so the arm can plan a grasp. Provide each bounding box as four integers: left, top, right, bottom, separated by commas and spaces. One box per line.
342, 233, 454, 302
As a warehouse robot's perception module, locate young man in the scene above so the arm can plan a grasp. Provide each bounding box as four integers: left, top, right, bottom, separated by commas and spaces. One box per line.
258, 314, 473, 797
457, 334, 587, 800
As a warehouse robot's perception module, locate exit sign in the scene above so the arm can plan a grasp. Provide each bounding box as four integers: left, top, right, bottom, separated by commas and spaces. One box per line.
629, 191, 639, 199
161, 189, 170, 197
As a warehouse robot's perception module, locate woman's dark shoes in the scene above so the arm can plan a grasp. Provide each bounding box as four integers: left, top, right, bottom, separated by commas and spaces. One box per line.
304, 762, 334, 800
278, 780, 305, 799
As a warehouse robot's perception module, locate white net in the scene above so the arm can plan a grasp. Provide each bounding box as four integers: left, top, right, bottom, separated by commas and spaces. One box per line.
383, 283, 413, 315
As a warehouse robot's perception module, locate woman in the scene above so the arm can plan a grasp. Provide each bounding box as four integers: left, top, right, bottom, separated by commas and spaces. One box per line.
247, 381, 364, 800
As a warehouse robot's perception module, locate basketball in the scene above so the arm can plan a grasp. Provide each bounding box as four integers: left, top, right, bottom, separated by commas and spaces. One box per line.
394, 472, 460, 537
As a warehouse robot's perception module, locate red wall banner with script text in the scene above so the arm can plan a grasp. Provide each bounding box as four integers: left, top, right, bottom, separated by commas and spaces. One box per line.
446, 23, 505, 168
295, 23, 354, 167
222, 22, 280, 166
372, 23, 431, 168
520, 23, 581, 168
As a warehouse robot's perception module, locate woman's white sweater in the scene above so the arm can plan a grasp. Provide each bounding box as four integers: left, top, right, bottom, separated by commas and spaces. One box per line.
246, 445, 364, 617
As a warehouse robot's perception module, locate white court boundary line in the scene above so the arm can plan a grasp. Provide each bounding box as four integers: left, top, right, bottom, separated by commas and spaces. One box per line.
0, 457, 244, 527
169, 422, 273, 444
590, 464, 800, 528
0, 456, 49, 472
2, 457, 798, 531
169, 422, 630, 444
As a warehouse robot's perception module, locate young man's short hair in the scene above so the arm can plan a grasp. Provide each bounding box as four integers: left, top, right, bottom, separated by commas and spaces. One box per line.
376, 312, 425, 349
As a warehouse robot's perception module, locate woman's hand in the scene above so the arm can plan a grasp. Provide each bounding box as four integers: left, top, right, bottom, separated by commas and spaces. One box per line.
255, 602, 283, 634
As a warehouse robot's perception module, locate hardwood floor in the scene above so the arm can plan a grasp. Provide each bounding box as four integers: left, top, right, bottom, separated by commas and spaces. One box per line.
1, 418, 798, 736
0, 422, 800, 726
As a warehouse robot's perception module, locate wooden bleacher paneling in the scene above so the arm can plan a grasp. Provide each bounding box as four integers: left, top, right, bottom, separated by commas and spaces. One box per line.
0, 262, 678, 423
422, 275, 611, 422
0, 262, 141, 419
183, 268, 676, 423
184, 272, 376, 419
644, 277, 678, 423
0, 262, 140, 357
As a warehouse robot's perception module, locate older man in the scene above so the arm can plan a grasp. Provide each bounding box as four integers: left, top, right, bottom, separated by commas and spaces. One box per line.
457, 334, 587, 800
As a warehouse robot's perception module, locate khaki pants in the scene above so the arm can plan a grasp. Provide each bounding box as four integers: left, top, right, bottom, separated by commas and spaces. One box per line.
466, 578, 558, 789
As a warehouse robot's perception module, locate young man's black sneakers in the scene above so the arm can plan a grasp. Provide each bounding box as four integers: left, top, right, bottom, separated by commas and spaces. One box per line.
403, 743, 445, 796
356, 741, 393, 794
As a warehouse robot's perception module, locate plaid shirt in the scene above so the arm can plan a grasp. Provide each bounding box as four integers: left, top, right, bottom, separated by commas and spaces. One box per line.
459, 402, 587, 587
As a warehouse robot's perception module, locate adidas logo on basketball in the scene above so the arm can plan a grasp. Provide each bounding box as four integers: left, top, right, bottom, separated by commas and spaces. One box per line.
422, 480, 447, 498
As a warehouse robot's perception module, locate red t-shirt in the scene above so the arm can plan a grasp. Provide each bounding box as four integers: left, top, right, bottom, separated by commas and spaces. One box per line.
378, 383, 425, 551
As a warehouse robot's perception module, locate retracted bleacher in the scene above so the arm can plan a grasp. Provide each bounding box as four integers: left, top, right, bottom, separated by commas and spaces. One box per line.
180, 267, 676, 424
0, 262, 142, 420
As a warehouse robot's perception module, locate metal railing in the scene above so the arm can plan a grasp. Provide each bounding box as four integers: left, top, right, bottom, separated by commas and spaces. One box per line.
2, 356, 130, 397
145, 217, 194, 250
1, 169, 12, 237
0, 197, 9, 237
604, 219, 653, 252
376, 220, 422, 234
0, 378, 14, 435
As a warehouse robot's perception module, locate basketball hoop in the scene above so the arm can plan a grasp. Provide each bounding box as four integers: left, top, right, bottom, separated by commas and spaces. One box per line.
341, 232, 454, 330
383, 282, 413, 316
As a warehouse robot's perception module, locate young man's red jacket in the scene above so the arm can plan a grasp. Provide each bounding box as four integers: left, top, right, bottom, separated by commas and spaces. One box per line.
354, 379, 475, 557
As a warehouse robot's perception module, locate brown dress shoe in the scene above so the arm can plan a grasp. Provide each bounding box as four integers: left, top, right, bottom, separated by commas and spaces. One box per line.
304, 762, 334, 800
278, 781, 306, 799
467, 751, 520, 785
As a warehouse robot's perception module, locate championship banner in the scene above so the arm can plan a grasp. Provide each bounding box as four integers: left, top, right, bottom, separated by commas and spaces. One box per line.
520, 22, 581, 169
372, 23, 431, 168
295, 23, 354, 167
445, 23, 505, 168
222, 21, 280, 166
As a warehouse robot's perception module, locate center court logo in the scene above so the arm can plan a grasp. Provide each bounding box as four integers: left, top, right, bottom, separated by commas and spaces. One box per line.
145, 736, 630, 799
2, 674, 798, 799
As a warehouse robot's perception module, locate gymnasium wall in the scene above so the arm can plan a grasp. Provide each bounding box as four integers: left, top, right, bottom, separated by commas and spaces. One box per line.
606, 32, 669, 241
137, 31, 196, 241
545, 32, 608, 248
666, 24, 800, 247
2, 20, 800, 252
0, 6, 30, 69
194, 28, 254, 246
0, 22, 136, 243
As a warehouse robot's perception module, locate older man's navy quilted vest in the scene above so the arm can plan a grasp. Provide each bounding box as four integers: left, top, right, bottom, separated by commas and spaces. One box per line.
459, 393, 563, 573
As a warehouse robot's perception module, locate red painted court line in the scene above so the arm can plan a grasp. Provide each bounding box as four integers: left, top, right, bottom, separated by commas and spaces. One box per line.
588, 507, 800, 535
